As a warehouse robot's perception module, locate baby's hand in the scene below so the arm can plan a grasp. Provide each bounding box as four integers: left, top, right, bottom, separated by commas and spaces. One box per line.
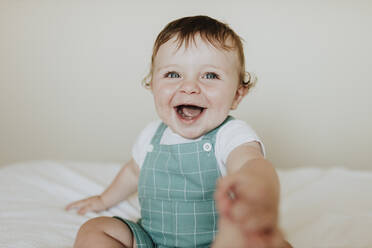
212, 214, 286, 248
215, 166, 281, 245
65, 195, 107, 215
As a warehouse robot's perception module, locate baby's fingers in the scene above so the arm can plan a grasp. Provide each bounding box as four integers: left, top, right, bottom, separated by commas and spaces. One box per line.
77, 204, 92, 215
216, 176, 237, 197
65, 200, 82, 211
230, 201, 277, 233
65, 198, 90, 211
215, 177, 239, 216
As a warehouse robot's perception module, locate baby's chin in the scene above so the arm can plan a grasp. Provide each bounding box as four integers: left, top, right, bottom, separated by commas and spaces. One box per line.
168, 123, 209, 140
160, 113, 220, 139
171, 128, 207, 139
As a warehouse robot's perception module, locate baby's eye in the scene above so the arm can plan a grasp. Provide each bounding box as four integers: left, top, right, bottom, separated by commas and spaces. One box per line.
203, 72, 219, 79
165, 71, 180, 78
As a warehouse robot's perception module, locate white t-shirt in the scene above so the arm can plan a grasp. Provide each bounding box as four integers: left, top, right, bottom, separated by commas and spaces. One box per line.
132, 119, 265, 176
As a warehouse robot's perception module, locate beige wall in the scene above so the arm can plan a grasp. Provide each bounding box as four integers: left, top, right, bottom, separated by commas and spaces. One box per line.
0, 0, 371, 169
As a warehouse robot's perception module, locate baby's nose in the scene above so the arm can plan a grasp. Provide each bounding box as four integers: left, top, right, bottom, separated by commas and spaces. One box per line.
179, 80, 201, 94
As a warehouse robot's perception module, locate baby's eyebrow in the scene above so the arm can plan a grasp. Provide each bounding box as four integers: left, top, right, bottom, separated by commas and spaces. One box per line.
155, 64, 227, 73
198, 64, 230, 75
200, 64, 225, 72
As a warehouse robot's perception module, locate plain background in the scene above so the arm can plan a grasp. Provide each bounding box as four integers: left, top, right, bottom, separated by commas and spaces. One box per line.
0, 0, 371, 169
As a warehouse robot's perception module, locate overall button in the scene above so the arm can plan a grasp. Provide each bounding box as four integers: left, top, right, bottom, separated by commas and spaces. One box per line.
203, 142, 212, 152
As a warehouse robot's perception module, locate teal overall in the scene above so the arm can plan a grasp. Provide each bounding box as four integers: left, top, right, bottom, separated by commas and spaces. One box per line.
116, 117, 233, 247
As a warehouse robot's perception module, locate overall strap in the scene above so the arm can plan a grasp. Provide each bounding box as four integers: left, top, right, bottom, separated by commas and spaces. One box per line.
150, 122, 167, 145
202, 115, 235, 141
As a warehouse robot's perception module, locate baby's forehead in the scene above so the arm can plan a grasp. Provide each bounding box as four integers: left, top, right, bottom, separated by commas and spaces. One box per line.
152, 41, 240, 77
155, 35, 240, 64
167, 34, 236, 54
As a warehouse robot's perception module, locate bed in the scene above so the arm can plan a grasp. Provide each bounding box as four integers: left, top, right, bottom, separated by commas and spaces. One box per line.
1, 160, 371, 248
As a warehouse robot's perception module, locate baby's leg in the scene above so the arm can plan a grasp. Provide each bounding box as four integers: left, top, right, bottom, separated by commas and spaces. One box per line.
74, 216, 136, 248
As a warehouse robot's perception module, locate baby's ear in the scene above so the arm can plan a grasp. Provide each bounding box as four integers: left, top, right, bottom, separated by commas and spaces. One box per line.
142, 74, 153, 91
148, 81, 153, 92
231, 84, 249, 110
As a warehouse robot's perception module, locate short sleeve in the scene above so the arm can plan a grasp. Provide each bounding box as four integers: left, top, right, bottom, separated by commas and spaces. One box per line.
132, 120, 161, 169
215, 119, 266, 176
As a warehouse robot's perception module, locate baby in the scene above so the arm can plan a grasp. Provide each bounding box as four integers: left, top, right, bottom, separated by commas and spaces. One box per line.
66, 15, 292, 248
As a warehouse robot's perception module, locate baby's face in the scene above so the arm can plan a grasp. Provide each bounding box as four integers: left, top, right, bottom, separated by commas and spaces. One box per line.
151, 35, 243, 139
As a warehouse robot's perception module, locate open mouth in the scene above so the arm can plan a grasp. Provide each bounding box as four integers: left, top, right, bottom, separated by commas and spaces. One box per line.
175, 104, 205, 121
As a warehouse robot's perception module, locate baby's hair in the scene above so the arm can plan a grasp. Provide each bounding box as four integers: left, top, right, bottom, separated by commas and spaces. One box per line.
143, 15, 255, 90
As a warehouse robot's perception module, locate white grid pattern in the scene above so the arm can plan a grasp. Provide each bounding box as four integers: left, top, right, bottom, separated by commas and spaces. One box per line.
197, 142, 206, 201
136, 122, 226, 247
165, 152, 171, 200
140, 208, 218, 215
139, 186, 215, 194
177, 144, 187, 201
194, 202, 197, 247
175, 201, 178, 247
161, 200, 166, 245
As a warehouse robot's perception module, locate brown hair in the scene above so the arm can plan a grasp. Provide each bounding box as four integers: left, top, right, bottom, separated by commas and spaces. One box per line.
143, 15, 254, 90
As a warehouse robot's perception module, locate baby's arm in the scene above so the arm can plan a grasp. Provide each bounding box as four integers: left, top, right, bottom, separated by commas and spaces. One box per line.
218, 142, 279, 229
65, 158, 140, 215
214, 142, 289, 247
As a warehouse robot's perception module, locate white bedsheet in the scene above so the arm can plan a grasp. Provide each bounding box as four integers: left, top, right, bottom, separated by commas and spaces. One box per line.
0, 161, 371, 248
